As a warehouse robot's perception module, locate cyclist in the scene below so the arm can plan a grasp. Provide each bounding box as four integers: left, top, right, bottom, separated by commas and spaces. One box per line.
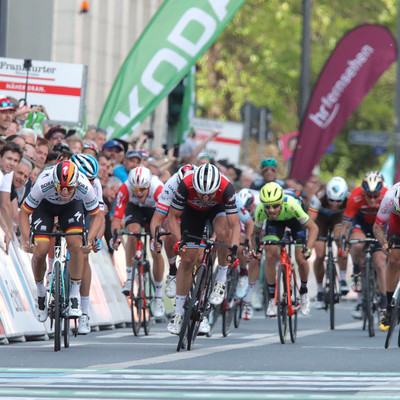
19, 160, 102, 322
112, 166, 166, 318
373, 183, 400, 331
149, 164, 196, 299
72, 153, 105, 334
308, 176, 349, 309
252, 182, 318, 317
341, 171, 387, 319
236, 188, 256, 300
167, 163, 240, 334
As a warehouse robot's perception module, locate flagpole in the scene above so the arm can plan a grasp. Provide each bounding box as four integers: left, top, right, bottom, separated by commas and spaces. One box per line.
394, 0, 400, 183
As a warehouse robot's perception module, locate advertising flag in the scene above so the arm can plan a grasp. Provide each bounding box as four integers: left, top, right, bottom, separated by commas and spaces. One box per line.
98, 0, 245, 139
290, 24, 397, 182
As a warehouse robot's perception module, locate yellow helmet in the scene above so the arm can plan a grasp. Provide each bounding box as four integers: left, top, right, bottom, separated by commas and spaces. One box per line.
260, 182, 284, 205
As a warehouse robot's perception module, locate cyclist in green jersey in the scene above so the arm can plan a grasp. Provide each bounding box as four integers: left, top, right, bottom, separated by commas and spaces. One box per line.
251, 182, 318, 317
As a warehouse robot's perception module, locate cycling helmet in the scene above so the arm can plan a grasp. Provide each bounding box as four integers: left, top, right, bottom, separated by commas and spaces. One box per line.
192, 163, 221, 195
53, 160, 79, 187
177, 164, 195, 183
238, 188, 255, 209
129, 166, 151, 189
260, 182, 284, 205
326, 177, 348, 201
72, 153, 99, 180
362, 171, 383, 195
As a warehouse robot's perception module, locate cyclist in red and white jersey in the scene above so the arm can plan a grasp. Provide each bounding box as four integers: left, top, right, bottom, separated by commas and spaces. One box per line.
341, 171, 387, 319
373, 182, 400, 331
150, 164, 195, 298
19, 160, 102, 322
167, 163, 240, 334
112, 166, 166, 318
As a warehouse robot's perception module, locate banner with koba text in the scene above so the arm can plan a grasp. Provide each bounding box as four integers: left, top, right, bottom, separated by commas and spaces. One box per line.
289, 24, 396, 182
98, 0, 245, 139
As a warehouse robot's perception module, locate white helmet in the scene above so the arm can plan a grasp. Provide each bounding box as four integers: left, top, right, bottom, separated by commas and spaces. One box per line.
128, 166, 151, 189
238, 188, 254, 209
192, 164, 221, 194
326, 176, 348, 201
362, 171, 383, 195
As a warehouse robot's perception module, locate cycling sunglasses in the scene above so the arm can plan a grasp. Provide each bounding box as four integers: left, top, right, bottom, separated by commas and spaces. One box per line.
55, 184, 75, 192
264, 203, 281, 210
52, 134, 65, 140
328, 198, 342, 203
365, 193, 380, 199
132, 186, 148, 193
0, 101, 13, 107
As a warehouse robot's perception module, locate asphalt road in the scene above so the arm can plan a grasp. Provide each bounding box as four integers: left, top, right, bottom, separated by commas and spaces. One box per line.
2, 300, 400, 399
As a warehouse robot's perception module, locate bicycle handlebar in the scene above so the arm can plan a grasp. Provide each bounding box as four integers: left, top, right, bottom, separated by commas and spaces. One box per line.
348, 238, 379, 245
30, 229, 88, 248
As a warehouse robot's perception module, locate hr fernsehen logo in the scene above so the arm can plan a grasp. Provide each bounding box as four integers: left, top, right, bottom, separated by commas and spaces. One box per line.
308, 45, 374, 129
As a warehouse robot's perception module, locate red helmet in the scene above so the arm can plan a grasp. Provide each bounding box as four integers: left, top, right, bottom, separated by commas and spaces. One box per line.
53, 160, 79, 187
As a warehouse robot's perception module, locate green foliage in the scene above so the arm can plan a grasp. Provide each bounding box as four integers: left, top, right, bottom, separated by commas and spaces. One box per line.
196, 0, 398, 180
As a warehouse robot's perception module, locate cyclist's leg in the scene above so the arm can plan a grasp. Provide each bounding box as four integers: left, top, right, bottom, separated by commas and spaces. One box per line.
333, 222, 349, 294
348, 222, 366, 319
59, 200, 85, 317
314, 216, 328, 308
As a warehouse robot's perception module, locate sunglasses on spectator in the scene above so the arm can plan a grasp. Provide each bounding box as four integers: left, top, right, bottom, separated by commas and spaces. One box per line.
365, 193, 380, 199
52, 134, 65, 140
264, 203, 281, 209
0, 101, 13, 107
106, 147, 123, 153
55, 185, 75, 192
328, 198, 343, 203
132, 186, 148, 193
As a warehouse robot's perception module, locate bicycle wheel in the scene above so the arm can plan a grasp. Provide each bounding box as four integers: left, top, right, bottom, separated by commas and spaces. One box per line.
289, 268, 298, 343
131, 263, 142, 336
222, 269, 236, 337
63, 266, 70, 348
187, 265, 206, 351
143, 265, 154, 336
365, 257, 375, 337
54, 261, 62, 352
327, 258, 336, 330
276, 264, 288, 344
234, 299, 243, 329
177, 265, 205, 352
385, 295, 400, 349
207, 306, 219, 337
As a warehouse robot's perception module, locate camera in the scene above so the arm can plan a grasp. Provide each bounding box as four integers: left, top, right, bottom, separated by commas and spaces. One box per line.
144, 130, 154, 139
173, 143, 180, 158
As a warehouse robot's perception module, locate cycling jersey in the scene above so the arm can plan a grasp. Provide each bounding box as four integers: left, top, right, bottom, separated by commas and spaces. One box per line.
254, 194, 309, 229
236, 194, 252, 224
113, 175, 163, 219
342, 186, 388, 225
22, 167, 100, 215
92, 177, 104, 212
375, 183, 400, 227
155, 172, 180, 215
171, 171, 237, 214
309, 192, 347, 217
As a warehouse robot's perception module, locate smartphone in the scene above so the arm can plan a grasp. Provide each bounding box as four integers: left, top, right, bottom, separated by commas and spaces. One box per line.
144, 130, 154, 139
173, 143, 180, 158
162, 144, 168, 155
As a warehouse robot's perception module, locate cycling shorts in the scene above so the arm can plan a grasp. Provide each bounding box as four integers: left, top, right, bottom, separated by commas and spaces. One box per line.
264, 218, 306, 245
125, 203, 155, 227
31, 199, 85, 237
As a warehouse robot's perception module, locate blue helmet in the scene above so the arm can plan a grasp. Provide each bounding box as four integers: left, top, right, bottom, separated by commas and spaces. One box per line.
72, 153, 99, 180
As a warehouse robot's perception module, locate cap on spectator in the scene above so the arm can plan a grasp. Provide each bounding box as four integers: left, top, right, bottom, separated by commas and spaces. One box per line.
125, 149, 142, 160
45, 126, 67, 140
0, 98, 16, 111
197, 152, 212, 162
261, 157, 278, 171
102, 139, 124, 152
138, 149, 149, 159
